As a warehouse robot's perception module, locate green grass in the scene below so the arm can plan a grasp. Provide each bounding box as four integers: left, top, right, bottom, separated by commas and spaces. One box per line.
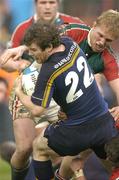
0, 158, 11, 180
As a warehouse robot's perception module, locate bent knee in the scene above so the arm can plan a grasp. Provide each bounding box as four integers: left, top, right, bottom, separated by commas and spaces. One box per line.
33, 136, 48, 152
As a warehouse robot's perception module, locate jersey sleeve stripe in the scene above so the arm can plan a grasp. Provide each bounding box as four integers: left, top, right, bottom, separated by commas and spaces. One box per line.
65, 24, 90, 31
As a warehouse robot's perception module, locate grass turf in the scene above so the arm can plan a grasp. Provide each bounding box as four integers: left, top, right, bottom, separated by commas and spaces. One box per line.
0, 158, 11, 180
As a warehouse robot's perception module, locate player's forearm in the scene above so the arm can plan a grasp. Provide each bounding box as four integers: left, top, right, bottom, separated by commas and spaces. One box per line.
0, 45, 28, 71
109, 79, 119, 105
17, 90, 44, 116
1, 60, 21, 72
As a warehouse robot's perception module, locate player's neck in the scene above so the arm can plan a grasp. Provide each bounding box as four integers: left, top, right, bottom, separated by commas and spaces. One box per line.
49, 44, 65, 56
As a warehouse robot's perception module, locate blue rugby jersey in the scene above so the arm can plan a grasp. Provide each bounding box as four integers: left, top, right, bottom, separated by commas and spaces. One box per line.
31, 37, 108, 125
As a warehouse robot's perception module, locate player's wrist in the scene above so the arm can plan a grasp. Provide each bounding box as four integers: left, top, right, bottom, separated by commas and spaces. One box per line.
21, 45, 28, 52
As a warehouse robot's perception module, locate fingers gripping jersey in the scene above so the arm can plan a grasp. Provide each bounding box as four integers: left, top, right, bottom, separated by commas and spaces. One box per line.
31, 37, 108, 125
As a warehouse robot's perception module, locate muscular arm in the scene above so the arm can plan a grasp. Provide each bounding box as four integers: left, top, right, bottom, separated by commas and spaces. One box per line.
15, 76, 45, 116
109, 78, 119, 104
17, 90, 45, 116
0, 45, 29, 72
108, 79, 119, 121
94, 73, 105, 97
1, 59, 30, 72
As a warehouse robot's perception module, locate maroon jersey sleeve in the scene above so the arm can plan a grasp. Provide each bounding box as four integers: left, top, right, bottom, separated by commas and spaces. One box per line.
11, 17, 34, 47
102, 48, 119, 81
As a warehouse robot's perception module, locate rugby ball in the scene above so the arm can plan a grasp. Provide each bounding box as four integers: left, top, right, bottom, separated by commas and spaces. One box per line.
22, 62, 41, 96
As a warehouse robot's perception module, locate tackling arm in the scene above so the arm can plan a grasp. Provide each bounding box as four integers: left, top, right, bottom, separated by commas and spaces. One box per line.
109, 78, 119, 104
15, 76, 45, 116
0, 45, 28, 72
109, 78, 119, 121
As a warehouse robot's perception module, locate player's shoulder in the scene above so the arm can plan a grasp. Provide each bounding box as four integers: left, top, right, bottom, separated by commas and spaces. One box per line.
11, 16, 34, 44
59, 13, 85, 24
102, 47, 118, 63
15, 16, 33, 30
59, 13, 90, 32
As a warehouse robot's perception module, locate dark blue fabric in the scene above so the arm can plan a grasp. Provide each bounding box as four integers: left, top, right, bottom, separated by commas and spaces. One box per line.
84, 152, 109, 180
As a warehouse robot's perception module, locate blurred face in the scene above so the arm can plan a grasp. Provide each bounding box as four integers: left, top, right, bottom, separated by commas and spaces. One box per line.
0, 82, 8, 102
28, 43, 50, 63
35, 0, 59, 23
89, 24, 115, 52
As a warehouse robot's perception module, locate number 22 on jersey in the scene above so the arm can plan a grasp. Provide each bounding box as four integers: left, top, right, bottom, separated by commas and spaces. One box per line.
65, 56, 94, 103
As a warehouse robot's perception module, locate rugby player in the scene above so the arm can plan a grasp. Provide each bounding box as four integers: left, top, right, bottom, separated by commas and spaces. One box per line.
1, 7, 119, 180
14, 22, 118, 180
0, 1, 86, 179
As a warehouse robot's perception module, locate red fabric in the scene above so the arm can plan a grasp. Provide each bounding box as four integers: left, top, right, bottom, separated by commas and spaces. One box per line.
102, 49, 119, 81
11, 13, 119, 82
110, 168, 119, 180
11, 13, 85, 48
60, 13, 89, 45
11, 17, 34, 47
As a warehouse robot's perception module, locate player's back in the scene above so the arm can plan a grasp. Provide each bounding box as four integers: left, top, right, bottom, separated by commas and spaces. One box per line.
53, 39, 108, 124
32, 37, 108, 125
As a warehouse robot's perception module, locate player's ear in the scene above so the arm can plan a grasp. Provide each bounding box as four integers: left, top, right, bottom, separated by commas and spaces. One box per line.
92, 21, 97, 28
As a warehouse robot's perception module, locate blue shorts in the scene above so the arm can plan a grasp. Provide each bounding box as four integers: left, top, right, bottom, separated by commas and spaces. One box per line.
44, 112, 118, 158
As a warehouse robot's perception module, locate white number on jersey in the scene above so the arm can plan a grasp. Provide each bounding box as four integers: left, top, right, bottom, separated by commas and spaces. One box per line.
65, 56, 94, 103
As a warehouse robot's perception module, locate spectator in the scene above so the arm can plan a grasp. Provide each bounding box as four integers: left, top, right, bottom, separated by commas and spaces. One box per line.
0, 77, 15, 163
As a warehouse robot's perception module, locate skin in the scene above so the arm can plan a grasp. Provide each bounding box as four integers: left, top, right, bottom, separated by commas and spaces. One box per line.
0, 31, 118, 178
14, 42, 86, 179
14, 41, 115, 180
0, 0, 60, 171
0, 10, 119, 179
89, 23, 115, 52
35, 0, 59, 23
89, 24, 119, 121
0, 0, 59, 71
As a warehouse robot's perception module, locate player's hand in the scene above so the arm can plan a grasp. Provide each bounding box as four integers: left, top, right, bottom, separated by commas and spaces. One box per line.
14, 75, 23, 96
0, 45, 28, 66
18, 59, 31, 72
58, 110, 67, 120
109, 106, 119, 122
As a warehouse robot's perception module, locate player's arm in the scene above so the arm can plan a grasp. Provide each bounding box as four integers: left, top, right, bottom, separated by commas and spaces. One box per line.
0, 45, 29, 72
94, 73, 105, 97
108, 79, 119, 121
15, 76, 45, 116
109, 78, 119, 104
102, 49, 119, 120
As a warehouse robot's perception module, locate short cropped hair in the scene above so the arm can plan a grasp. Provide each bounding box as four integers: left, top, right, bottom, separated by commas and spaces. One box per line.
23, 22, 61, 50
95, 9, 119, 38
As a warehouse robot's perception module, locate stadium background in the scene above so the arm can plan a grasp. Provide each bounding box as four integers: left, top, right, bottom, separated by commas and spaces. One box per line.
0, 0, 119, 179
